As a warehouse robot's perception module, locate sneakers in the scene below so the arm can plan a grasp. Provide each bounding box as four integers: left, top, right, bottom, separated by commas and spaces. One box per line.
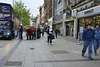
95, 53, 97, 56
88, 57, 93, 60
50, 43, 53, 45
82, 54, 84, 56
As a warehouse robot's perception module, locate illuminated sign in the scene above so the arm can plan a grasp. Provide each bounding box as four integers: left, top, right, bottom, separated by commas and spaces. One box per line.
84, 9, 94, 15
94, 0, 100, 5
0, 12, 12, 20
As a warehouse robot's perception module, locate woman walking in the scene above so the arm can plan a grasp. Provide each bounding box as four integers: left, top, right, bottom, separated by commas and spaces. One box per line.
94, 24, 100, 56
48, 28, 53, 45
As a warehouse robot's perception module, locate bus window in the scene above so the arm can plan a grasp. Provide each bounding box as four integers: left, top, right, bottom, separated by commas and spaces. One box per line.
0, 21, 11, 29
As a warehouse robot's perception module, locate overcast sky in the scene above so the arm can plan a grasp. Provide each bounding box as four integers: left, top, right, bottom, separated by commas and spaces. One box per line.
0, 0, 44, 17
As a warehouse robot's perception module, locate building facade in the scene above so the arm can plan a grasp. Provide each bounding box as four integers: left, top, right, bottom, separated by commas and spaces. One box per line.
71, 0, 100, 38
53, 0, 63, 34
40, 4, 45, 27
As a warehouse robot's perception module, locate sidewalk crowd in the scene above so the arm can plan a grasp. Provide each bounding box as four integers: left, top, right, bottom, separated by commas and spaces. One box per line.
18, 24, 100, 60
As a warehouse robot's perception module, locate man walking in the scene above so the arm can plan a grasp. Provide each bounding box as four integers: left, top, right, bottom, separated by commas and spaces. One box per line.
82, 24, 94, 60
37, 26, 41, 39
47, 26, 50, 43
55, 28, 58, 38
94, 24, 100, 56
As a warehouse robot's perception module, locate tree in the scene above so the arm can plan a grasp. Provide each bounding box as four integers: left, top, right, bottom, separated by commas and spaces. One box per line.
14, 1, 31, 25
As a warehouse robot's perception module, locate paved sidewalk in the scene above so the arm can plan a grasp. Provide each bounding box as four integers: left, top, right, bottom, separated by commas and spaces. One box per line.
4, 34, 100, 67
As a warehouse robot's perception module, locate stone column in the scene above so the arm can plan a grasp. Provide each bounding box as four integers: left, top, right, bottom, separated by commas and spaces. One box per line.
74, 9, 78, 39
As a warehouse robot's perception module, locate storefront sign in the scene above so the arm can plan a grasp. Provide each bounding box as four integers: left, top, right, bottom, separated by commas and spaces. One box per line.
94, 0, 100, 5
84, 9, 94, 15
0, 12, 12, 20
66, 6, 72, 19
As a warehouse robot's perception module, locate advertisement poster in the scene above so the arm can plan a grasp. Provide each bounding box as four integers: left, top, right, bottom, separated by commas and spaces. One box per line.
0, 12, 12, 20
80, 27, 84, 33
2, 6, 11, 12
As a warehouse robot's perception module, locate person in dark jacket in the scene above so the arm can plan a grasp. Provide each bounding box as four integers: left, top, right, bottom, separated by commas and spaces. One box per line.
55, 28, 59, 38
18, 25, 21, 39
20, 26, 23, 40
41, 28, 44, 37
37, 26, 41, 39
18, 25, 23, 40
47, 26, 50, 42
48, 28, 53, 45
26, 27, 29, 40
94, 24, 100, 56
33, 28, 37, 40
82, 24, 94, 60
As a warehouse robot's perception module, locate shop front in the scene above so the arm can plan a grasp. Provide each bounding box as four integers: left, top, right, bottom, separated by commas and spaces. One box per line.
65, 21, 74, 37
77, 5, 100, 34
53, 23, 62, 30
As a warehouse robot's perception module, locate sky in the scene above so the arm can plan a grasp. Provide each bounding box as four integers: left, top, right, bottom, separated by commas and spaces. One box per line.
0, 0, 44, 17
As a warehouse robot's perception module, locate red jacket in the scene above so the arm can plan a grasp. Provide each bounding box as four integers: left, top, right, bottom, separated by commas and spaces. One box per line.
29, 28, 34, 35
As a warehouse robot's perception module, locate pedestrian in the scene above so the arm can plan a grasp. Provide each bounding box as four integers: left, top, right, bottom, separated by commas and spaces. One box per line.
55, 28, 59, 38
26, 27, 29, 40
29, 27, 33, 40
33, 28, 37, 40
37, 26, 41, 39
48, 28, 53, 45
47, 26, 50, 42
41, 27, 44, 37
18, 25, 21, 40
82, 24, 94, 60
20, 26, 23, 40
94, 24, 100, 56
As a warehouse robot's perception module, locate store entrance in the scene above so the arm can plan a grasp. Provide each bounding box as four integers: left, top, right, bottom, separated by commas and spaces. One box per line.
66, 22, 74, 37
66, 25, 69, 36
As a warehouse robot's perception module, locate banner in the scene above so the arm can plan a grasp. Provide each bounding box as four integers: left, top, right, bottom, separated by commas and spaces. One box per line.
0, 12, 12, 20
66, 6, 72, 19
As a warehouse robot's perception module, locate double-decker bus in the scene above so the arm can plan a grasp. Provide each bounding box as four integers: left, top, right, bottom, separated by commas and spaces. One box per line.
0, 3, 19, 39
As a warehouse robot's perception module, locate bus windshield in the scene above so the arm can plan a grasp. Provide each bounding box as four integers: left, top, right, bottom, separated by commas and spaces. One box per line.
0, 21, 11, 29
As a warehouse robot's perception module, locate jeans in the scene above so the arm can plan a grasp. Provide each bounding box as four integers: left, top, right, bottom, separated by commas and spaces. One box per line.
82, 40, 93, 57
48, 34, 52, 44
55, 33, 57, 38
29, 35, 32, 40
94, 39, 100, 53
19, 32, 21, 39
34, 35, 36, 40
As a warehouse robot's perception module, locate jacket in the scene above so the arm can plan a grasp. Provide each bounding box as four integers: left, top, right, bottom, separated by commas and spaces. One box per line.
82, 28, 94, 41
94, 28, 100, 40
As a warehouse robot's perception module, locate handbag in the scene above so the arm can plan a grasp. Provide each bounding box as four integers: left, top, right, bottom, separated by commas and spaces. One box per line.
52, 34, 55, 39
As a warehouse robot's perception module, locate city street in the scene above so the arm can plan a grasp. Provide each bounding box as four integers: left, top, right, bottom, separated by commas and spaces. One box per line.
0, 33, 100, 67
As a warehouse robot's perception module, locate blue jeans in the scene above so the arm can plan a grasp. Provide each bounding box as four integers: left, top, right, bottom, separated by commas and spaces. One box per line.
94, 39, 100, 53
19, 32, 21, 39
82, 40, 93, 57
34, 35, 36, 40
